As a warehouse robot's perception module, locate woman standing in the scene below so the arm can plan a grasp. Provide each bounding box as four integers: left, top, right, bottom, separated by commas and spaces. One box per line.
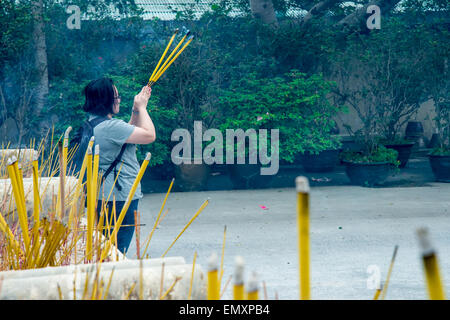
82, 77, 156, 254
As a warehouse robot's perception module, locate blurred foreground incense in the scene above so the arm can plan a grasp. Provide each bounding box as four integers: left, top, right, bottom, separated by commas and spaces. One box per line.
0, 128, 209, 277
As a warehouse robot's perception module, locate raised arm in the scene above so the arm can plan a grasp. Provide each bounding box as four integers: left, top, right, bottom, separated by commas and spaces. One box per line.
127, 86, 156, 144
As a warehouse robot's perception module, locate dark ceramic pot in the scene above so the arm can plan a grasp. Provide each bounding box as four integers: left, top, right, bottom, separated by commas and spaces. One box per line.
301, 149, 340, 172
146, 162, 175, 180
384, 142, 414, 168
174, 157, 211, 191
227, 163, 274, 189
342, 160, 392, 187
428, 134, 440, 149
428, 154, 450, 182
405, 121, 424, 137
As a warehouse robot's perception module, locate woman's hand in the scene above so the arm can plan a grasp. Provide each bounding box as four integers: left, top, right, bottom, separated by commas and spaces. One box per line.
133, 86, 152, 111
128, 85, 156, 144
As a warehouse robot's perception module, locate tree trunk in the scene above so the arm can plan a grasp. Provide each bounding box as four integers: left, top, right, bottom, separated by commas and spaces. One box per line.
249, 0, 278, 27
31, 0, 48, 118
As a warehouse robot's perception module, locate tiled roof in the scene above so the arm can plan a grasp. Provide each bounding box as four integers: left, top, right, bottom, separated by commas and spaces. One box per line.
135, 0, 243, 20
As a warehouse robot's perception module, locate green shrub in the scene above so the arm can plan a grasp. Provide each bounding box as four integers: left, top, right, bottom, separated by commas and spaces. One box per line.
340, 145, 399, 166
217, 70, 343, 163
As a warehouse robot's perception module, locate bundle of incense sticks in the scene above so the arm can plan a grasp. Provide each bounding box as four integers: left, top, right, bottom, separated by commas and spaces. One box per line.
147, 28, 194, 87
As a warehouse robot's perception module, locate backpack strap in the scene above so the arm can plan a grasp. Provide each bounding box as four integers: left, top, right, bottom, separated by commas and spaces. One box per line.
87, 116, 109, 129
102, 143, 127, 191
88, 116, 127, 191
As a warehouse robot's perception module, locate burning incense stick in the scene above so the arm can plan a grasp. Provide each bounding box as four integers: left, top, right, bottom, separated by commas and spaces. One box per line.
147, 30, 194, 87
149, 31, 190, 85
148, 28, 179, 85
233, 256, 245, 300
296, 176, 310, 300
207, 252, 220, 300
417, 228, 446, 300
151, 36, 194, 85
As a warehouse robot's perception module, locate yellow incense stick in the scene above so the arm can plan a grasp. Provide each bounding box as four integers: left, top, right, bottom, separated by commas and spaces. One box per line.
68, 137, 94, 229
296, 176, 310, 300
31, 155, 41, 231
417, 228, 446, 300
142, 178, 175, 257
100, 153, 151, 261
7, 157, 30, 252
219, 225, 227, 292
150, 31, 189, 85
0, 211, 21, 255
139, 259, 144, 300
188, 251, 197, 300
380, 245, 399, 300
373, 287, 382, 300
207, 252, 220, 300
152, 36, 194, 84
160, 277, 181, 300
148, 29, 179, 85
16, 164, 25, 204
58, 141, 65, 220
63, 126, 72, 179
92, 145, 100, 245
233, 256, 245, 300
160, 198, 209, 258
246, 272, 259, 300
102, 267, 115, 300
220, 276, 232, 299
86, 146, 94, 261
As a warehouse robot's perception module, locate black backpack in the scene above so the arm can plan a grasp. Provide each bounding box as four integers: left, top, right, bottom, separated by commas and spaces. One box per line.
69, 117, 127, 191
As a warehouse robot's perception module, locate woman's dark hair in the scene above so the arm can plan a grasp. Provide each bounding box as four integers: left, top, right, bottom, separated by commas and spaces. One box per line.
83, 77, 115, 116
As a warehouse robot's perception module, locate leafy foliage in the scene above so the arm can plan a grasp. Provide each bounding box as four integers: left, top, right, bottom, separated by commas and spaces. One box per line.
340, 145, 399, 166
217, 70, 342, 162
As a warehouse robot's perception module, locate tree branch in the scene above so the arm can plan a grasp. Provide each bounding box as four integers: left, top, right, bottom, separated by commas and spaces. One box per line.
301, 0, 343, 26
336, 0, 402, 29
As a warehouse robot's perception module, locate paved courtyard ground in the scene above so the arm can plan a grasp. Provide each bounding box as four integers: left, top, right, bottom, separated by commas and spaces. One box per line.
127, 180, 450, 300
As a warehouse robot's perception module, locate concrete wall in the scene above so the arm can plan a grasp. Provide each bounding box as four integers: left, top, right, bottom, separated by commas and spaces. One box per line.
335, 99, 436, 141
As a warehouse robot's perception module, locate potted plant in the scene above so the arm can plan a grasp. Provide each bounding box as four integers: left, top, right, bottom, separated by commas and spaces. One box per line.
332, 20, 433, 183
424, 24, 450, 183
299, 130, 342, 172
340, 142, 399, 187
380, 137, 415, 168
428, 85, 449, 182
218, 70, 343, 187
335, 95, 400, 186
367, 29, 427, 168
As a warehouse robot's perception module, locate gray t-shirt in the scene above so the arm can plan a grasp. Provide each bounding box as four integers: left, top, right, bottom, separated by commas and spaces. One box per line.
89, 115, 143, 202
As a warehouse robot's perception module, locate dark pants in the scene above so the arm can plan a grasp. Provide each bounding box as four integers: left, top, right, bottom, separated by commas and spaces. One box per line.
97, 199, 139, 255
